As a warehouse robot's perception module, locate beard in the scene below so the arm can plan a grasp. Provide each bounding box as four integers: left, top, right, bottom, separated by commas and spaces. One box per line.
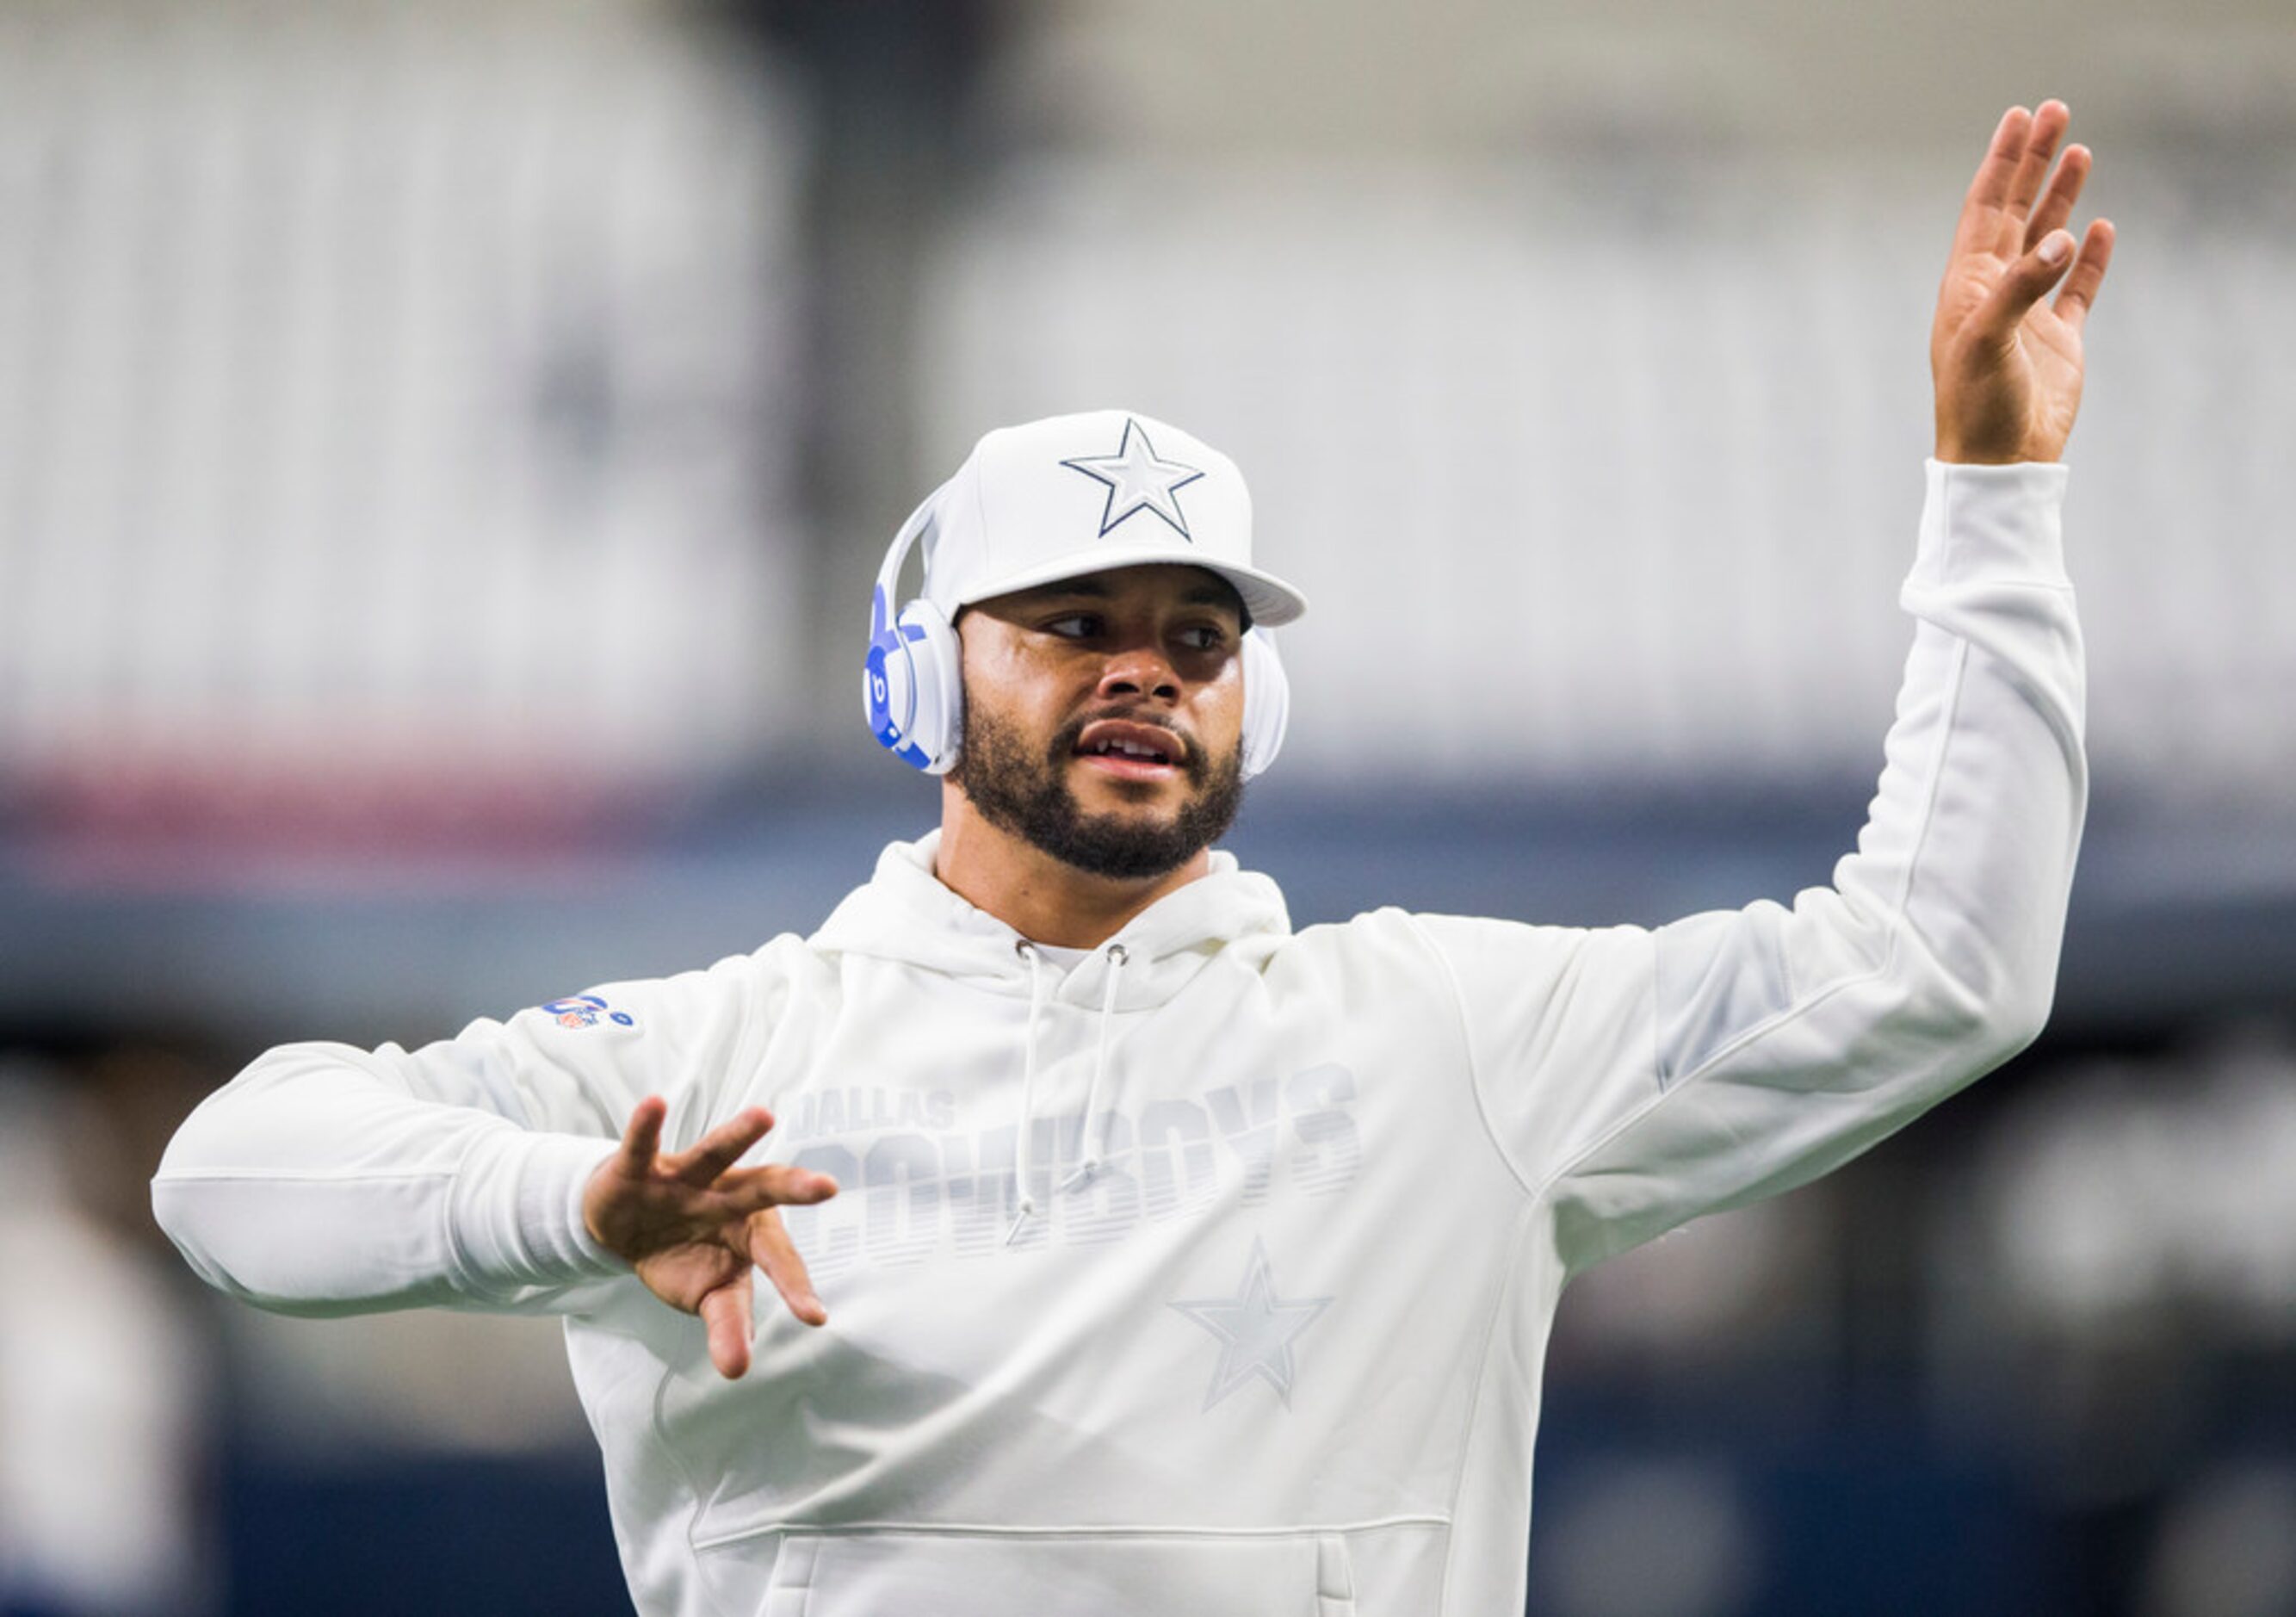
952, 697, 1246, 882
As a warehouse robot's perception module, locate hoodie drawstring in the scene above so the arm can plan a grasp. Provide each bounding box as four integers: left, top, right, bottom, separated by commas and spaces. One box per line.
1004, 941, 1054, 1246
1060, 944, 1127, 1192
1005, 939, 1129, 1244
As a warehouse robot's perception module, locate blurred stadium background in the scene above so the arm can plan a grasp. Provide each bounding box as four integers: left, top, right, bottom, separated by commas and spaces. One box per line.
3, 0, 2292, 1612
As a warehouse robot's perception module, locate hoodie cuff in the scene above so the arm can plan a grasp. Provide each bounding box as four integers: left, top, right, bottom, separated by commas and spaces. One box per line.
1912, 457, 2070, 590
449, 1130, 628, 1298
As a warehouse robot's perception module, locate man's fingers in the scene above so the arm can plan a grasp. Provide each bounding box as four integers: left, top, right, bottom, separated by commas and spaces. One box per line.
700, 1273, 756, 1379
765, 1164, 839, 1205
665, 1106, 777, 1187
2053, 218, 2117, 336
746, 1207, 829, 1328
1952, 104, 2029, 263
1963, 105, 2030, 217
717, 1163, 841, 1211
2001, 101, 2070, 234
1954, 102, 2077, 263
614, 1096, 668, 1177
2025, 144, 2090, 250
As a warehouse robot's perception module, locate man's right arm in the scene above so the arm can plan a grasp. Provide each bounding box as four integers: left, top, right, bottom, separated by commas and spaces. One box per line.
152, 965, 749, 1317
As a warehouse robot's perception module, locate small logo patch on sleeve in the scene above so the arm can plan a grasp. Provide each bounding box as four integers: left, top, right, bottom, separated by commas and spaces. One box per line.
539, 994, 637, 1030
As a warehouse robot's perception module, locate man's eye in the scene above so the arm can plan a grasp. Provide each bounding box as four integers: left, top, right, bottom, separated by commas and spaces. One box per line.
1043, 614, 1099, 639
1179, 625, 1230, 652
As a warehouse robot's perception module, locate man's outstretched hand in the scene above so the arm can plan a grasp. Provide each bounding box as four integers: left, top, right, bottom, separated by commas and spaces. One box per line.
584, 1097, 839, 1379
1932, 101, 2116, 465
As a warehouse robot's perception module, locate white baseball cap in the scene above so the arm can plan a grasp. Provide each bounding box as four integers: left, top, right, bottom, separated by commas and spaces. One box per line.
914, 410, 1308, 627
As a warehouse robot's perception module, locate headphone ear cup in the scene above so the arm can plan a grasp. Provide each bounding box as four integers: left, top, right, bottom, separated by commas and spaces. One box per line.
864, 593, 963, 774
1238, 629, 1290, 780
865, 583, 929, 771
897, 600, 964, 775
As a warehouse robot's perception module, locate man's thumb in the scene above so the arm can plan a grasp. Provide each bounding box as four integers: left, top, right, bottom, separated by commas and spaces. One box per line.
702, 1273, 757, 1378
1988, 232, 2076, 330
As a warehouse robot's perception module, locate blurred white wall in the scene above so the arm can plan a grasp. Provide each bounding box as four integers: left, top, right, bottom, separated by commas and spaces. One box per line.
0, 1, 811, 823
998, 0, 2296, 158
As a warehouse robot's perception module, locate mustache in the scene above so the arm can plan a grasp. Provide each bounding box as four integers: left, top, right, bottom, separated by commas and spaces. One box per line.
1050, 707, 1204, 781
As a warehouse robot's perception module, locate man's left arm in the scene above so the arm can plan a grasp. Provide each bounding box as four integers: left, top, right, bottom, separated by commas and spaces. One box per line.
1414, 102, 2115, 1267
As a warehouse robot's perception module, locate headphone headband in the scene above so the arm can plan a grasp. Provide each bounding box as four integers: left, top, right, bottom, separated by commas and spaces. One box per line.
875, 480, 948, 618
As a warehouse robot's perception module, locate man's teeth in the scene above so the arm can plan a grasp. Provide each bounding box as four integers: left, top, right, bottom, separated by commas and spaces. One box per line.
1086, 738, 1170, 762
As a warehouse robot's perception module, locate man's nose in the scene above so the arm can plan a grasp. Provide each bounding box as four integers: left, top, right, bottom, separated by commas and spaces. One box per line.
1096, 641, 1180, 703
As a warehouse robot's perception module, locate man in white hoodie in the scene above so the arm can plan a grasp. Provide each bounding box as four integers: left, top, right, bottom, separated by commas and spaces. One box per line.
155, 103, 2113, 1615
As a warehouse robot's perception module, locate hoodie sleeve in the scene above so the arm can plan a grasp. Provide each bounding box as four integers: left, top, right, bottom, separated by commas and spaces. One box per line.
1410, 461, 2086, 1268
152, 954, 773, 1317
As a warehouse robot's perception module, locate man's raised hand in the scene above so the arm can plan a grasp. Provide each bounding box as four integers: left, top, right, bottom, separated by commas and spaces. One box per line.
584, 1096, 839, 1379
1932, 101, 2116, 465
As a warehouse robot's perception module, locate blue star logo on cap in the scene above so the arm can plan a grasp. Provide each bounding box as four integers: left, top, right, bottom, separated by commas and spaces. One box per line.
1061, 418, 1205, 541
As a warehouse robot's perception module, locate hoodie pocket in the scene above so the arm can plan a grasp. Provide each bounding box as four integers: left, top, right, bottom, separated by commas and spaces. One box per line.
729, 1527, 1358, 1617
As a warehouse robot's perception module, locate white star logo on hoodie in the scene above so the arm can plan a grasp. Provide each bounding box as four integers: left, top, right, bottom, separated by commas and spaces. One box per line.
1170, 1238, 1333, 1411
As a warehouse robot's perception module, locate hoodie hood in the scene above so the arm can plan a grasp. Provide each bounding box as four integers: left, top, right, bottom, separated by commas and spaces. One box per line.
809, 832, 1293, 1011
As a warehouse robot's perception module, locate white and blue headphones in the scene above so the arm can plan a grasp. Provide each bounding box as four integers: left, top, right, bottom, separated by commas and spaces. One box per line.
864, 484, 1290, 779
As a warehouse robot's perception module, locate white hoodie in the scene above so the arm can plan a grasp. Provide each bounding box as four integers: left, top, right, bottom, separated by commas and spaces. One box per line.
155, 461, 2083, 1617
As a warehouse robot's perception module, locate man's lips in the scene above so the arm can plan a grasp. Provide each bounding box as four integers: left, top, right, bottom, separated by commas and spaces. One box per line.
1073, 718, 1187, 778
